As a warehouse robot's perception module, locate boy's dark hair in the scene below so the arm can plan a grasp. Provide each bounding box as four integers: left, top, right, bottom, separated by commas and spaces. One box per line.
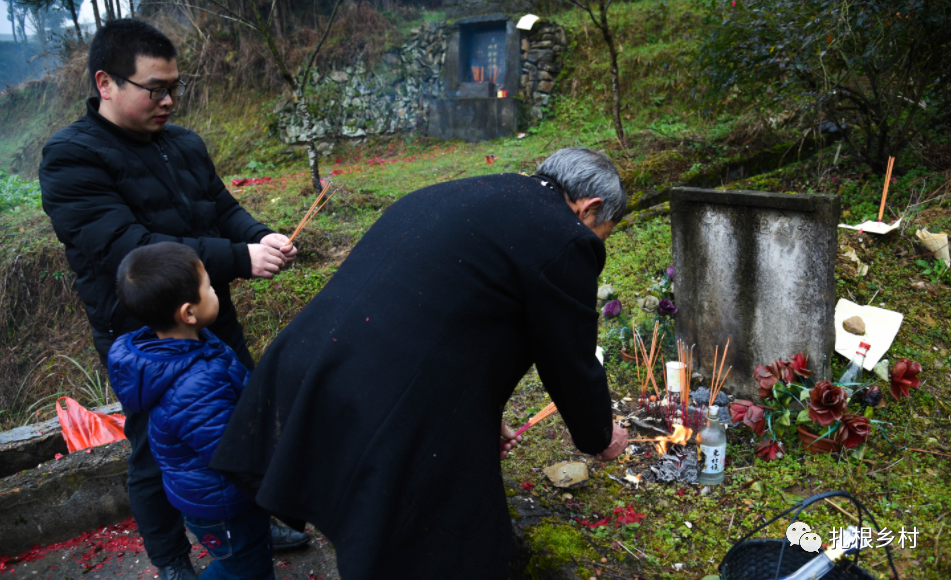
117, 243, 203, 332
88, 19, 177, 94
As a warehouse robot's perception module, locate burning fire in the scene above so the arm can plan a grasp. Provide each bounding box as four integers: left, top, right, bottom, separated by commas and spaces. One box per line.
653, 425, 693, 455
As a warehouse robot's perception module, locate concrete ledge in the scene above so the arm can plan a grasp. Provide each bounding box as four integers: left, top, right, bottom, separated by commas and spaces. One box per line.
0, 403, 123, 478
0, 439, 131, 557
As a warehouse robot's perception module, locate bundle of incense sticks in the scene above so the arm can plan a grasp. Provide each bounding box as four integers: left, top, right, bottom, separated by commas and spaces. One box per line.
677, 340, 694, 428
877, 156, 896, 222
513, 401, 558, 438
288, 181, 335, 244
708, 338, 732, 409
634, 321, 662, 401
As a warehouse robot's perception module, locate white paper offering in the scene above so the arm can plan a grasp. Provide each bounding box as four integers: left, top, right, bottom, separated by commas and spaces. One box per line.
596, 346, 604, 366
833, 299, 903, 370
838, 218, 902, 235
516, 14, 540, 30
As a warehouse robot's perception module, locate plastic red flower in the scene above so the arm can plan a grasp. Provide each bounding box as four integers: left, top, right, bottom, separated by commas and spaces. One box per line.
768, 360, 795, 385
808, 381, 849, 426
729, 399, 754, 423
755, 439, 785, 461
736, 403, 767, 435
730, 400, 768, 435
752, 365, 779, 400
889, 358, 922, 400
835, 414, 872, 449
788, 352, 814, 379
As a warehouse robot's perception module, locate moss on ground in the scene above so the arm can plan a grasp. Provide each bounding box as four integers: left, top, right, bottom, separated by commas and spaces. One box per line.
524, 520, 599, 579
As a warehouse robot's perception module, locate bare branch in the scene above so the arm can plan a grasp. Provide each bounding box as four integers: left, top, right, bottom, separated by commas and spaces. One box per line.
300, 0, 343, 87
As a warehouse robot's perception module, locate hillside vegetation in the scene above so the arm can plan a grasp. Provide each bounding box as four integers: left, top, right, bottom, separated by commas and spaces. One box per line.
1, 1, 950, 576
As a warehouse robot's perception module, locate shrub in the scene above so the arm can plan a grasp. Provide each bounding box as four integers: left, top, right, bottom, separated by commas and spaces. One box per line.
697, 0, 951, 173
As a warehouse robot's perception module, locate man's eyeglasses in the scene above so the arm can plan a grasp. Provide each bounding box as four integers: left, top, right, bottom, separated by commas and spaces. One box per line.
109, 72, 186, 101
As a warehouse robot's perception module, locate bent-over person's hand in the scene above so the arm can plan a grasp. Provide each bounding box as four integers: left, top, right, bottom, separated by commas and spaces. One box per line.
260, 233, 298, 268
500, 422, 522, 460
249, 243, 285, 279
595, 423, 628, 462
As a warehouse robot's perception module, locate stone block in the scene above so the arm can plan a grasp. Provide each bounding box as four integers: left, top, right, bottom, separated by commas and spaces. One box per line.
0, 439, 131, 557
537, 80, 554, 93
521, 38, 530, 51
670, 188, 840, 398
459, 82, 496, 98
428, 98, 517, 142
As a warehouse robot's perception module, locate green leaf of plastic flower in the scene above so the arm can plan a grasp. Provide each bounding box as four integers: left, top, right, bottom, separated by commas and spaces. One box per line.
778, 409, 791, 426
797, 409, 811, 424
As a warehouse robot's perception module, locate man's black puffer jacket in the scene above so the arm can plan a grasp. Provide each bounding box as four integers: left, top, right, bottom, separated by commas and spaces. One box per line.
40, 98, 272, 335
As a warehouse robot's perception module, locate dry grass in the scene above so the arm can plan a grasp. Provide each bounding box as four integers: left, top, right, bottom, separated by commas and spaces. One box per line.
0, 215, 99, 428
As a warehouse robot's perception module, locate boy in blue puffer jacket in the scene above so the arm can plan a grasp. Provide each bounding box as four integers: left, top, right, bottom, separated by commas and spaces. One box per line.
109, 242, 275, 580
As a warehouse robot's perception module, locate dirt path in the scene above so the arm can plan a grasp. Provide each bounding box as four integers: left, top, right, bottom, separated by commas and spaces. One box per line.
1, 517, 340, 580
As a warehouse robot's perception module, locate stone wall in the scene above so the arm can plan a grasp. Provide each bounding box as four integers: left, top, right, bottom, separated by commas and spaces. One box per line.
279, 17, 566, 152
518, 21, 567, 120
278, 22, 448, 153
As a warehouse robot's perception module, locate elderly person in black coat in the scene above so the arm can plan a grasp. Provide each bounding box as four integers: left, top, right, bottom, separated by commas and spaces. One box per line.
211, 147, 631, 579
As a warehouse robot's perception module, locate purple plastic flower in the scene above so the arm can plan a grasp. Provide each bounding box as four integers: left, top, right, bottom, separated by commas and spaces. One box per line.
602, 299, 623, 319
666, 265, 675, 279
657, 299, 677, 316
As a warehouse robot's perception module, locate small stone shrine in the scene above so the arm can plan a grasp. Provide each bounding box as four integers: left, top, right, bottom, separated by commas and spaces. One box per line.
428, 14, 520, 141
670, 188, 841, 398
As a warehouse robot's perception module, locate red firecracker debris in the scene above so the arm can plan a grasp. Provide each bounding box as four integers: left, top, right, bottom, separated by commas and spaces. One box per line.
230, 177, 273, 187
521, 481, 534, 491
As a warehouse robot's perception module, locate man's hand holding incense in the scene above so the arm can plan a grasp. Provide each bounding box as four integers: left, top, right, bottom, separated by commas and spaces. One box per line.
595, 423, 628, 462
500, 422, 522, 460
260, 233, 297, 269
249, 243, 285, 279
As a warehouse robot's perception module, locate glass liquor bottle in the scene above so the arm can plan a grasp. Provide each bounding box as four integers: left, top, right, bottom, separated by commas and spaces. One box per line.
838, 342, 870, 385
696, 406, 726, 485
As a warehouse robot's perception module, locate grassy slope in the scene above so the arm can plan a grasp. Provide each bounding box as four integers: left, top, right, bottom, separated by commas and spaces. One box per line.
1, 0, 950, 577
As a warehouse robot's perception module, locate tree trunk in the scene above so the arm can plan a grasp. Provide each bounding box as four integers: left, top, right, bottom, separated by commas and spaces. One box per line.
597, 0, 626, 147
8, 0, 17, 43
104, 0, 115, 21
115, 0, 121, 19
128, 0, 134, 18
90, 0, 102, 30
297, 91, 322, 190
66, 0, 83, 42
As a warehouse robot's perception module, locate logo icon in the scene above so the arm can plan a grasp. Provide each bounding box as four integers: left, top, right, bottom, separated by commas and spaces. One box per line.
786, 521, 811, 546
799, 532, 822, 552
202, 534, 222, 549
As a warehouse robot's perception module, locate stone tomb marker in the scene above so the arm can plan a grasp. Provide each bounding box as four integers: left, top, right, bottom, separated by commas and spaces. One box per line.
670, 187, 840, 398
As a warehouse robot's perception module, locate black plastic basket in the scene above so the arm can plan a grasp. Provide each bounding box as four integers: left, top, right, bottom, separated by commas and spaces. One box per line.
719, 491, 900, 580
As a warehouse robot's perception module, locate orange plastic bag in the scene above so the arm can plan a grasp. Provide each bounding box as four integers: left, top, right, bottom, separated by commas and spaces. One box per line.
56, 397, 127, 453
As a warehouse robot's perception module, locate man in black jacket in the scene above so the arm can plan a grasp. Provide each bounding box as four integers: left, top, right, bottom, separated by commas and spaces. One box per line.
211, 148, 630, 579
40, 19, 305, 580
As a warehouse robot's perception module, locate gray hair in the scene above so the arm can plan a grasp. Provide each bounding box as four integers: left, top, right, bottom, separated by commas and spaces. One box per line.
536, 148, 627, 225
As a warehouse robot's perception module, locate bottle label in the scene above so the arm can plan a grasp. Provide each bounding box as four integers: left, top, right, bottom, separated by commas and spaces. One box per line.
700, 444, 726, 474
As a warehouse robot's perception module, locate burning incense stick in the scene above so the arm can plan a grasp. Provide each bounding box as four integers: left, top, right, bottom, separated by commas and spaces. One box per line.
877, 156, 896, 222
635, 321, 662, 398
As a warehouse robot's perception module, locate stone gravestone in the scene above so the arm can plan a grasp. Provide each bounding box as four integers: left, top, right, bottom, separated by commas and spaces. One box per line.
670, 187, 840, 398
